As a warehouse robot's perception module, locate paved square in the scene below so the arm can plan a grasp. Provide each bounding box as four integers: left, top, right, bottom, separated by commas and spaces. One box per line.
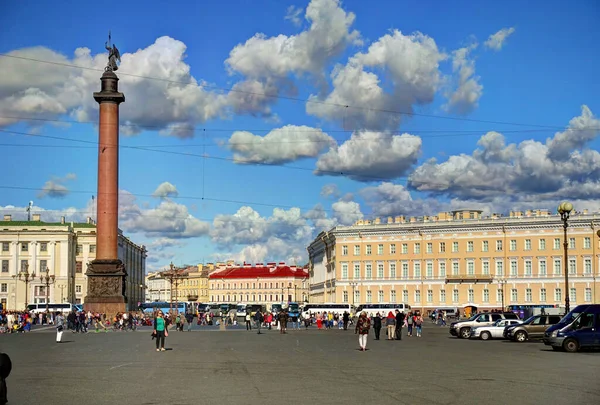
2, 324, 599, 405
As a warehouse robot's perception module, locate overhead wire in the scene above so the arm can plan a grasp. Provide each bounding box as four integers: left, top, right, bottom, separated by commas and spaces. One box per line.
0, 52, 593, 131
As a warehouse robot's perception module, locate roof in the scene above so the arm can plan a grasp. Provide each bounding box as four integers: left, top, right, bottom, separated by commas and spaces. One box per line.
209, 264, 308, 280
0, 221, 96, 228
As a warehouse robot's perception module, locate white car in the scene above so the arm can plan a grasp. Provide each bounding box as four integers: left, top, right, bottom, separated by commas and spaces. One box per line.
470, 319, 523, 340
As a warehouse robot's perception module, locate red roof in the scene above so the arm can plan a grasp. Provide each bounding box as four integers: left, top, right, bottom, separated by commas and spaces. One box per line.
209, 264, 308, 280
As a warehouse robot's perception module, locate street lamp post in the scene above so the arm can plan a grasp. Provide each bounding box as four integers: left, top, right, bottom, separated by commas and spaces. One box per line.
160, 263, 188, 315
39, 269, 56, 312
59, 285, 66, 303
349, 282, 358, 306
558, 201, 574, 314
13, 262, 35, 310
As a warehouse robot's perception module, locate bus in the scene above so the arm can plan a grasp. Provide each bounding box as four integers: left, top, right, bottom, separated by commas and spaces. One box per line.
27, 303, 83, 314
354, 303, 412, 318
245, 304, 266, 317
301, 303, 355, 318
287, 302, 301, 319
506, 304, 563, 319
139, 301, 187, 315
236, 303, 247, 318
271, 303, 283, 314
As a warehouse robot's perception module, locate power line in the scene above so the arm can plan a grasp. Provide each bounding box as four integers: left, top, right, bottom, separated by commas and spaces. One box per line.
0, 53, 587, 131
3, 115, 598, 147
1, 127, 595, 186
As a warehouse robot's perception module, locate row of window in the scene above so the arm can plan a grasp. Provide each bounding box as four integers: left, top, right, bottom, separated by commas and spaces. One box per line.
212, 281, 304, 290
339, 258, 598, 279
340, 237, 595, 256
211, 294, 295, 303
0, 242, 98, 255
173, 289, 208, 297
340, 287, 594, 304
182, 280, 207, 287
0, 260, 141, 275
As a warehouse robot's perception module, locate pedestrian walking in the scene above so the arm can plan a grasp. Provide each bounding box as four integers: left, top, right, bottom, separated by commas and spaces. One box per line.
154, 311, 168, 351
355, 312, 371, 351
56, 313, 65, 343
415, 314, 423, 337
372, 312, 382, 340
395, 310, 405, 340
245, 312, 252, 330
385, 312, 396, 340
255, 310, 264, 334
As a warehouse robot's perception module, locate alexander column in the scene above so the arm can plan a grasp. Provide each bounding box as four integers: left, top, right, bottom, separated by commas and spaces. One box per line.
84, 33, 127, 315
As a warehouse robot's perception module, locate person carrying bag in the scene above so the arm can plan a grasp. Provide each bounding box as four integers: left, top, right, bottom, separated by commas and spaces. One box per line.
153, 311, 168, 352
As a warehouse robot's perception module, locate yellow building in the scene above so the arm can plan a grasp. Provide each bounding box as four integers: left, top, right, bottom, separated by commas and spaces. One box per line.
307, 209, 600, 315
176, 265, 210, 303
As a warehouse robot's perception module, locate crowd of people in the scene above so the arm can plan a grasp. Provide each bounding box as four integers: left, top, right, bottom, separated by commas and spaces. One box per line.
355, 311, 425, 351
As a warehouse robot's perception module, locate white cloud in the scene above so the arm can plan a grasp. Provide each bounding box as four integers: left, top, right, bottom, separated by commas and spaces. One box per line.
444, 44, 482, 115
409, 105, 600, 202
0, 37, 228, 135
315, 131, 422, 181
226, 0, 360, 79
285, 5, 303, 26
228, 125, 335, 164
152, 182, 179, 198
225, 0, 361, 114
38, 173, 77, 198
320, 184, 340, 199
119, 190, 210, 239
332, 200, 363, 225
484, 27, 516, 51
307, 30, 445, 130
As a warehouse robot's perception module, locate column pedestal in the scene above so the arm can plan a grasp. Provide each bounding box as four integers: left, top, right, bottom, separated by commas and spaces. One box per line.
83, 259, 127, 316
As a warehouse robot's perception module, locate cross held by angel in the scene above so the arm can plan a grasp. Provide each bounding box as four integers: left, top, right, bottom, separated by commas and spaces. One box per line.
105, 31, 121, 72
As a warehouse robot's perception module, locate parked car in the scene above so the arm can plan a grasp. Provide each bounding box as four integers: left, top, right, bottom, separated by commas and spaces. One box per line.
450, 312, 519, 339
505, 314, 562, 342
470, 319, 522, 340
544, 304, 600, 352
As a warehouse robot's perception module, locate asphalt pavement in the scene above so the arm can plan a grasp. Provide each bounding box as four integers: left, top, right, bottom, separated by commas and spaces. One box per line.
2, 322, 599, 405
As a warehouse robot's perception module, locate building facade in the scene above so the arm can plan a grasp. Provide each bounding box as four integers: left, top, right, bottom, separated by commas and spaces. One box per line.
145, 263, 212, 304
0, 214, 147, 311
307, 209, 600, 314
208, 262, 309, 304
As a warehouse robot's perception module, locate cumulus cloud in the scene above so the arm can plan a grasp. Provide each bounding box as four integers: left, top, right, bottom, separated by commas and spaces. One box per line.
332, 200, 363, 225
37, 173, 77, 198
444, 44, 483, 115
320, 184, 341, 199
409, 105, 600, 201
315, 131, 422, 181
285, 5, 304, 26
228, 125, 335, 164
210, 197, 364, 263
120, 191, 210, 238
152, 182, 179, 198
0, 37, 227, 135
484, 27, 516, 51
307, 30, 445, 130
225, 0, 361, 114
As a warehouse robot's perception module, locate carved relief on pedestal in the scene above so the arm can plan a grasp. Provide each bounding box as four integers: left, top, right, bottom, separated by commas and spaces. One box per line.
88, 276, 121, 297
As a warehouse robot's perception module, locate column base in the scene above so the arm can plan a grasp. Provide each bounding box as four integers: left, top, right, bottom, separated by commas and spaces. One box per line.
84, 259, 128, 317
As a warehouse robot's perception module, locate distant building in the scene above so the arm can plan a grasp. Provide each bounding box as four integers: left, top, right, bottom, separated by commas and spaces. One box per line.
145, 263, 213, 304
307, 209, 600, 314
0, 214, 147, 311
208, 262, 309, 304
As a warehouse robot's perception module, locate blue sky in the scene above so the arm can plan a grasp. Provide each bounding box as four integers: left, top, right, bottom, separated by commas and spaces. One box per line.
1, 0, 599, 270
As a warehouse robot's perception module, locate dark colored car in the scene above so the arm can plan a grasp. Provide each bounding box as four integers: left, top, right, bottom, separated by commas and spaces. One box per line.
505, 314, 562, 342
544, 304, 600, 352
